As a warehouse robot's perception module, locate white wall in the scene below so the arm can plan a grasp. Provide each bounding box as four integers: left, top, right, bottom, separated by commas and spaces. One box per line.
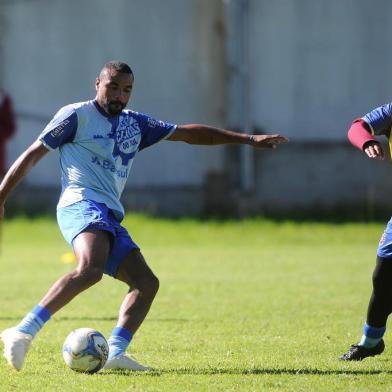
1, 0, 226, 186
3, 0, 392, 215
248, 0, 392, 140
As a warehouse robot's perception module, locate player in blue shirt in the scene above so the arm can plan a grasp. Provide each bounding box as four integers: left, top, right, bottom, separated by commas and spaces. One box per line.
0, 61, 288, 371
342, 103, 392, 360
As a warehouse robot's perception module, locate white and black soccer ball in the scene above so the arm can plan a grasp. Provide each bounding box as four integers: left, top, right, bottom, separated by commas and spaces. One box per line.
62, 328, 109, 373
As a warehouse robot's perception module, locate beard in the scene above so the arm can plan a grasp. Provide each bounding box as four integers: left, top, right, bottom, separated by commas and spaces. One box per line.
107, 100, 126, 115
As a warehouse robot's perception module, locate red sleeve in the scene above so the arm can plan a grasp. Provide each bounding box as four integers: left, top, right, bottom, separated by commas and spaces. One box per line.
347, 119, 377, 151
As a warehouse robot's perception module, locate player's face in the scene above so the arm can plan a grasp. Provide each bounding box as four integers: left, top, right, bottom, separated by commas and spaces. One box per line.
95, 71, 134, 116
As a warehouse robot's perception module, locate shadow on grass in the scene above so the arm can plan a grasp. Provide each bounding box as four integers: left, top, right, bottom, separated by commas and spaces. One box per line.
103, 367, 391, 377
0, 316, 191, 323
0, 316, 119, 321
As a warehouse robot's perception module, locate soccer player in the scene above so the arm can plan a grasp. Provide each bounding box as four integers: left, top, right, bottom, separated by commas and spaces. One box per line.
0, 61, 288, 371
341, 103, 392, 360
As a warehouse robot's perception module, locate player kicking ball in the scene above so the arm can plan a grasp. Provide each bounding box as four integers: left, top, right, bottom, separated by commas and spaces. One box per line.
0, 61, 288, 371
341, 103, 392, 361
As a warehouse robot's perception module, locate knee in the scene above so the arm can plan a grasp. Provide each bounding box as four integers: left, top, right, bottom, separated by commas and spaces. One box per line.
373, 266, 382, 287
73, 266, 103, 287
136, 274, 160, 300
149, 274, 160, 297
372, 257, 392, 293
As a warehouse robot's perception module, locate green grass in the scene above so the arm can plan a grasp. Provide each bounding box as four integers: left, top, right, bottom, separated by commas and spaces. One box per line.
0, 215, 390, 391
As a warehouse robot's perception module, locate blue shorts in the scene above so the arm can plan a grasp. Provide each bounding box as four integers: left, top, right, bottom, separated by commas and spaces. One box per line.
57, 200, 139, 277
377, 218, 392, 259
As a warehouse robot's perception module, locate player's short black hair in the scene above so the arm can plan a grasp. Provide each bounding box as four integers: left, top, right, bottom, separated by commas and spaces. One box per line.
99, 61, 133, 78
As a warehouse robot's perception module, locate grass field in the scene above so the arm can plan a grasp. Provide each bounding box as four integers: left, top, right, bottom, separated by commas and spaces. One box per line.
0, 215, 390, 391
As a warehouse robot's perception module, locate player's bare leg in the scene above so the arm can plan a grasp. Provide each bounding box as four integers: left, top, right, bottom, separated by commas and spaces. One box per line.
115, 250, 159, 333
340, 256, 390, 361
1, 229, 110, 370
39, 229, 110, 313
104, 249, 159, 371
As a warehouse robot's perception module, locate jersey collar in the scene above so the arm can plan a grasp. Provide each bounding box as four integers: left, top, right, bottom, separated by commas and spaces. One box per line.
93, 99, 121, 119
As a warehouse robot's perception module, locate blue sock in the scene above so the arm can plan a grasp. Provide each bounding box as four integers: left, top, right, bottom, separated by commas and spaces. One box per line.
107, 326, 133, 359
16, 305, 51, 337
359, 323, 386, 348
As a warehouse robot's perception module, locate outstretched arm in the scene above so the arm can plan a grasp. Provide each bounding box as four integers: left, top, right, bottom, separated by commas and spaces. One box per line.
0, 140, 49, 218
167, 124, 288, 149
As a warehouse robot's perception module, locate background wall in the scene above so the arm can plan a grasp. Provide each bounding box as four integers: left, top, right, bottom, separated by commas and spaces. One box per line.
1, 0, 392, 217
249, 0, 392, 140
245, 0, 392, 216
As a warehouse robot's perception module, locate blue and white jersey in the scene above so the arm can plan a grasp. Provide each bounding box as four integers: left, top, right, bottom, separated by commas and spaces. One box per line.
362, 103, 392, 136
39, 100, 176, 220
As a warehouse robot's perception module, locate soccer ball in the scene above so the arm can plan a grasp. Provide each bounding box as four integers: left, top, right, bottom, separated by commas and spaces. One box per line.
62, 328, 109, 373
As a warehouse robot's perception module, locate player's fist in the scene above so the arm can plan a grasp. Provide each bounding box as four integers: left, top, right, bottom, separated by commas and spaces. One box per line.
364, 141, 384, 160
248, 134, 289, 149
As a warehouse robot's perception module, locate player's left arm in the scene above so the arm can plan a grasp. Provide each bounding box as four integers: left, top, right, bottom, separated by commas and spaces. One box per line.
167, 124, 289, 149
0, 140, 49, 219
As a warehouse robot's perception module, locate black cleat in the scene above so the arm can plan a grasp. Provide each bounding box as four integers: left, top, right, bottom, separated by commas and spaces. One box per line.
339, 339, 385, 361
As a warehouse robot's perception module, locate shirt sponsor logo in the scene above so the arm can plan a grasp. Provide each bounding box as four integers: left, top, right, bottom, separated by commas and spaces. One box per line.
91, 156, 129, 178
50, 119, 70, 138
147, 118, 165, 128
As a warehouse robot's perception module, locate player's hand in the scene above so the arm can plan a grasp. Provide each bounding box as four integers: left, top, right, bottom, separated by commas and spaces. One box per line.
248, 134, 289, 149
364, 141, 384, 160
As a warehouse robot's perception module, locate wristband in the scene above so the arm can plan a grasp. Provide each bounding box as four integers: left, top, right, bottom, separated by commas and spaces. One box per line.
347, 119, 376, 151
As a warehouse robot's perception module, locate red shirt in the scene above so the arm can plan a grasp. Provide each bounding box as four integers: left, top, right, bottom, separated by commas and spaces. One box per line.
0, 90, 16, 176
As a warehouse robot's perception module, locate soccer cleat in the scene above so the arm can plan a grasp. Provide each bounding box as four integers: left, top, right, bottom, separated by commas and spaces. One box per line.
339, 339, 385, 361
1, 328, 33, 370
103, 353, 151, 371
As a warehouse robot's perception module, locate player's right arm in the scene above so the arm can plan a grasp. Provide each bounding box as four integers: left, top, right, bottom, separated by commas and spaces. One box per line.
0, 140, 49, 218
0, 103, 78, 219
